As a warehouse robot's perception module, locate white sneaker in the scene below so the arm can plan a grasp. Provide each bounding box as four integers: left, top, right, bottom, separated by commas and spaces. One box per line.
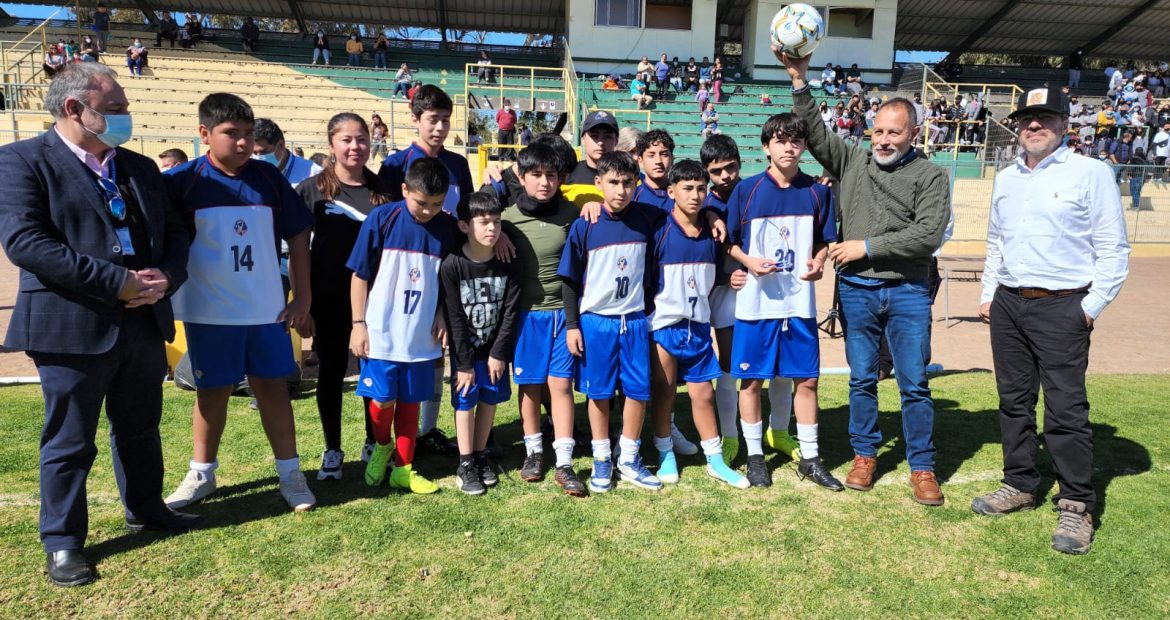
671, 423, 700, 456
164, 469, 216, 509
279, 470, 317, 512
360, 442, 374, 463
317, 449, 344, 481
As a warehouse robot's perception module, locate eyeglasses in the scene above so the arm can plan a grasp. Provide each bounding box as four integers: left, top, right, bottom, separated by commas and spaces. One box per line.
96, 177, 127, 221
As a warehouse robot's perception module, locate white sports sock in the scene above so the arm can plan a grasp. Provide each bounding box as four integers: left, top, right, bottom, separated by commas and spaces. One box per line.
591, 439, 612, 461
700, 436, 722, 458
190, 459, 218, 473
653, 435, 673, 454
617, 436, 639, 466
274, 456, 300, 481
552, 438, 575, 468
768, 378, 793, 432
418, 367, 444, 434
796, 423, 819, 460
715, 373, 739, 438
523, 433, 544, 455
743, 420, 764, 457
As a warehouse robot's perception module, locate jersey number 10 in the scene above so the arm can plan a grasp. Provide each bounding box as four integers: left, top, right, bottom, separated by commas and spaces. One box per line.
231, 245, 254, 272
614, 276, 630, 299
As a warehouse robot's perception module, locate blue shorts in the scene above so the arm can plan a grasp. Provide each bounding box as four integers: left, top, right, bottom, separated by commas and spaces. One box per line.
577, 312, 650, 401
653, 321, 722, 384
730, 317, 820, 380
451, 359, 513, 411
184, 322, 296, 389
512, 309, 577, 384
356, 358, 436, 403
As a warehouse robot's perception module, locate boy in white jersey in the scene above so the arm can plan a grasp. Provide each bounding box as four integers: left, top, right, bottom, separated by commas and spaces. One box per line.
725, 113, 843, 491
648, 160, 749, 489
163, 93, 317, 512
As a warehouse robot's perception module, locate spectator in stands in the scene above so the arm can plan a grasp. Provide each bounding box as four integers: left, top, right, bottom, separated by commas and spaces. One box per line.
700, 102, 719, 138
407, 80, 422, 101
311, 30, 331, 65
711, 56, 724, 103
42, 44, 67, 78
80, 36, 99, 62
468, 126, 482, 153
156, 13, 179, 49
476, 50, 495, 85
962, 94, 986, 147
310, 152, 327, 167
602, 75, 619, 90
669, 63, 684, 93
393, 63, 413, 97
695, 80, 709, 112
1127, 147, 1148, 210
864, 100, 878, 130
496, 100, 518, 160
1153, 123, 1170, 173
125, 39, 148, 77
655, 53, 670, 95
637, 55, 653, 84
157, 148, 188, 171
519, 123, 532, 147
684, 57, 700, 91
1066, 47, 1084, 88
760, 92, 772, 106
91, 3, 110, 53
1068, 93, 1083, 116
819, 101, 834, 130
1112, 130, 1136, 182
849, 102, 866, 146
845, 63, 864, 95
834, 102, 853, 141
294, 147, 305, 158
1097, 102, 1118, 137
253, 118, 323, 185
183, 13, 204, 49
1107, 68, 1124, 100
630, 75, 653, 109
371, 113, 388, 160
912, 92, 924, 125
346, 33, 364, 67
241, 17, 260, 53
821, 63, 837, 95
699, 56, 712, 84
373, 33, 389, 69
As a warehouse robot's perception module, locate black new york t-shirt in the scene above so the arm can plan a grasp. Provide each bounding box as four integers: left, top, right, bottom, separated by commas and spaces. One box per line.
298, 177, 385, 297
439, 248, 523, 370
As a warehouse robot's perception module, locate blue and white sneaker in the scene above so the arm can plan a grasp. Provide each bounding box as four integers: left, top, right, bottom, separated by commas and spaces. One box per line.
618, 455, 663, 491
706, 455, 750, 489
657, 449, 680, 484
589, 458, 613, 494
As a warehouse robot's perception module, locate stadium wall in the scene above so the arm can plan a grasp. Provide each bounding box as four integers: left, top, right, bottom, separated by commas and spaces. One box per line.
566, 0, 718, 75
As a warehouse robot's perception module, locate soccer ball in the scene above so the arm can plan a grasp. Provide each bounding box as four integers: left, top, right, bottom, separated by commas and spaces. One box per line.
770, 3, 826, 59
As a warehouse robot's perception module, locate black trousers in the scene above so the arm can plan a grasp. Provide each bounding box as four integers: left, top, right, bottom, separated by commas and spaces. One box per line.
990, 287, 1095, 510
498, 129, 515, 160
310, 292, 373, 451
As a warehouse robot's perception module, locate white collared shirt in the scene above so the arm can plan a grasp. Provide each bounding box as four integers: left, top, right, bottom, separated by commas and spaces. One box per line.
54, 126, 115, 179
980, 146, 1130, 319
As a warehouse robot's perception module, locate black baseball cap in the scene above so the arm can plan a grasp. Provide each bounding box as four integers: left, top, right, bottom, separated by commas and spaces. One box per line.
581, 110, 619, 134
1009, 87, 1069, 119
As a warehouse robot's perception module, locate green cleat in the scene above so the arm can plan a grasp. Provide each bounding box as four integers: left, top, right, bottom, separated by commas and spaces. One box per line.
364, 443, 393, 487
388, 464, 439, 494
722, 436, 739, 465
764, 429, 802, 461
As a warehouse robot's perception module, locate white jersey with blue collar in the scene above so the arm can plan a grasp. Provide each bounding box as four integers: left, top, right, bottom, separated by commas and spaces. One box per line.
558, 202, 664, 316
649, 213, 719, 331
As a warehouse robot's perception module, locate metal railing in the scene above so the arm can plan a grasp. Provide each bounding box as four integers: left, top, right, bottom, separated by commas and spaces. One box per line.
463, 62, 567, 109
561, 35, 580, 141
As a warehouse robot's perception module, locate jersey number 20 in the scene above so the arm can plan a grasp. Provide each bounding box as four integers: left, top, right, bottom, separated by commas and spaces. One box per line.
231, 245, 254, 272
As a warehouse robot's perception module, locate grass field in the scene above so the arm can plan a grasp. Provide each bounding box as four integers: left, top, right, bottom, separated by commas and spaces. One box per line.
0, 373, 1167, 618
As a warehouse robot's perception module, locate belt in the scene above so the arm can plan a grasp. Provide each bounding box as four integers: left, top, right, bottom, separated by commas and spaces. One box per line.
999, 285, 1090, 299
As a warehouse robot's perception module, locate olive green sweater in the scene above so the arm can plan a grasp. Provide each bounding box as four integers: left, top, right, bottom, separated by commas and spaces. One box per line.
793, 87, 949, 280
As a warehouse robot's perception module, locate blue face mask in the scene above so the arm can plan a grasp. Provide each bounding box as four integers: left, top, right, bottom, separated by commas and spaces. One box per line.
82, 104, 132, 148
253, 152, 281, 166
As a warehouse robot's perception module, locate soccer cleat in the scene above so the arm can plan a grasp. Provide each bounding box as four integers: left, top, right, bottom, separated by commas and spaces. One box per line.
164, 469, 217, 509
1052, 499, 1094, 555
657, 449, 680, 484
388, 464, 439, 494
317, 449, 344, 481
456, 461, 486, 496
797, 457, 845, 491
722, 436, 740, 464
617, 455, 663, 491
520, 452, 545, 482
706, 455, 751, 489
670, 423, 700, 456
417, 428, 458, 456
475, 453, 499, 487
746, 454, 772, 488
364, 443, 393, 486
764, 429, 802, 461
279, 470, 317, 512
360, 442, 374, 463
589, 458, 613, 494
554, 465, 588, 497
971, 485, 1036, 516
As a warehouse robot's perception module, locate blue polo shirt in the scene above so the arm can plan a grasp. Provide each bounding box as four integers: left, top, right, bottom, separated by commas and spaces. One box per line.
633, 174, 674, 213
378, 142, 475, 216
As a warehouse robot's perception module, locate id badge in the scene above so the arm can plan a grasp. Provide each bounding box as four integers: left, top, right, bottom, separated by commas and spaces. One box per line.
115, 227, 137, 256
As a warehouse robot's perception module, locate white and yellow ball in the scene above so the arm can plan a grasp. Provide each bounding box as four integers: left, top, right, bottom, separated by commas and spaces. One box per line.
770, 3, 826, 59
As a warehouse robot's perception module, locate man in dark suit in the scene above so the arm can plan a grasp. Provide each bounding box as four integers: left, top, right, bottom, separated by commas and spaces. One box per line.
0, 63, 203, 587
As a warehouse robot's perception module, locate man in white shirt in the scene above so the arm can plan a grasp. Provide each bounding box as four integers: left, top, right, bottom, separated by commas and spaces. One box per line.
973, 87, 1130, 556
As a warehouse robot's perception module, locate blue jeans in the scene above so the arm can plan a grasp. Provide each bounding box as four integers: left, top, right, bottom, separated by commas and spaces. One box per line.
1129, 175, 1144, 209
374, 51, 386, 68
348, 53, 361, 66
838, 278, 936, 470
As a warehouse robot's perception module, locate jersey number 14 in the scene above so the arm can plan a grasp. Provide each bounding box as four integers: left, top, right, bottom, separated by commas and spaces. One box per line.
231, 245, 254, 272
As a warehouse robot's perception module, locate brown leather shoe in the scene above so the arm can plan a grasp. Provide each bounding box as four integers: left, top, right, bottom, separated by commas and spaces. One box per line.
844, 455, 876, 491
910, 470, 944, 506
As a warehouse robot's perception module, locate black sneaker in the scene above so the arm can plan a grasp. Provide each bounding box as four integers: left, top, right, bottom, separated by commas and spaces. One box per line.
797, 457, 845, 491
475, 452, 499, 487
417, 428, 458, 456
746, 454, 772, 488
456, 461, 485, 496
520, 452, 545, 482
554, 465, 588, 497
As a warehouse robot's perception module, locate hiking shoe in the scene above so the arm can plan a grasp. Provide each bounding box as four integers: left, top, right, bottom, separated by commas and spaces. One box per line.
706, 455, 750, 489
910, 470, 945, 506
971, 485, 1036, 516
360, 442, 374, 463
1052, 499, 1094, 555
844, 455, 877, 491
671, 423, 699, 456
475, 453, 499, 487
520, 452, 545, 482
417, 428, 458, 456
388, 464, 439, 494
722, 436, 739, 464
164, 469, 216, 509
657, 449, 680, 484
764, 429, 801, 461
554, 465, 588, 497
617, 455, 663, 491
589, 458, 613, 493
279, 470, 316, 512
364, 443, 393, 487
317, 449, 344, 481
746, 454, 771, 488
456, 461, 486, 496
797, 457, 844, 491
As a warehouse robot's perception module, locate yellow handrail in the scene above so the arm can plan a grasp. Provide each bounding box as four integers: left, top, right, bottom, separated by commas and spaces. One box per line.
463, 62, 569, 106
6, 5, 68, 65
